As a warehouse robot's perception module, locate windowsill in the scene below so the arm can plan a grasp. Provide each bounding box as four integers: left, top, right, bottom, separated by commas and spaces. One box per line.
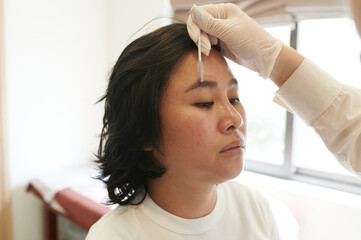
235, 170, 361, 209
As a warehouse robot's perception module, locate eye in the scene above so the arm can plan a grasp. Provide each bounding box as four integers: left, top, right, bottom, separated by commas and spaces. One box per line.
229, 98, 240, 105
194, 102, 214, 109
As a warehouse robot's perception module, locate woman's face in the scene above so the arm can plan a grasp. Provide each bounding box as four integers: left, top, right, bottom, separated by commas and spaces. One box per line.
154, 49, 246, 185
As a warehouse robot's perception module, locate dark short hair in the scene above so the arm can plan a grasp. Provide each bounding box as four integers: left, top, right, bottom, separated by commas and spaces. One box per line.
96, 23, 197, 205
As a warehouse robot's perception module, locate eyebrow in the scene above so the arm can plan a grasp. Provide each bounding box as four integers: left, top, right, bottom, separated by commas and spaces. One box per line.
184, 78, 238, 93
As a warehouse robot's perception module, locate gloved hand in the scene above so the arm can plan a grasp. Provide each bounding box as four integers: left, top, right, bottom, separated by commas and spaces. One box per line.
187, 3, 284, 79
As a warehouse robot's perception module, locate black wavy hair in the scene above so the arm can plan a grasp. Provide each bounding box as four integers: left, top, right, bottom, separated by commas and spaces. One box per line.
96, 23, 197, 205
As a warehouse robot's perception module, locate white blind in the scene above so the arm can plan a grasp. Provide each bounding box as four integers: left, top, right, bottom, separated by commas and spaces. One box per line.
171, 0, 351, 27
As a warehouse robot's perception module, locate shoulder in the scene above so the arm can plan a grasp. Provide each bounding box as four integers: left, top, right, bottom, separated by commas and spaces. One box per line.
85, 205, 141, 240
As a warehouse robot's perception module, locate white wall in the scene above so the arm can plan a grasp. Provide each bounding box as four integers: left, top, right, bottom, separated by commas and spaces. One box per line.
4, 1, 107, 239
104, 0, 173, 68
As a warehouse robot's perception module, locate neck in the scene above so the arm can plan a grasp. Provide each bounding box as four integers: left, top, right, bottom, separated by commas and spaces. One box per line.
147, 173, 218, 219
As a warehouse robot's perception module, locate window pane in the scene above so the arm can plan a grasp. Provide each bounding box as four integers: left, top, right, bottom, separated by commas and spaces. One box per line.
294, 18, 361, 175
227, 26, 291, 165
297, 18, 361, 88
294, 118, 353, 176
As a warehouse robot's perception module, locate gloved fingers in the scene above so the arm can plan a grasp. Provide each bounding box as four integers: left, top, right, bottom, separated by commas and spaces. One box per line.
186, 15, 199, 43
189, 5, 231, 44
195, 3, 232, 20
186, 15, 212, 55
208, 34, 218, 46
188, 3, 283, 79
218, 41, 240, 64
200, 31, 211, 55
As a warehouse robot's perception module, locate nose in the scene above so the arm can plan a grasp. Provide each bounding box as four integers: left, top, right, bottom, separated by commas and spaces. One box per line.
218, 101, 244, 134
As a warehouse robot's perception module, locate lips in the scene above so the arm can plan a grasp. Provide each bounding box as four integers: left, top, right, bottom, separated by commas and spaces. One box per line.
219, 139, 246, 153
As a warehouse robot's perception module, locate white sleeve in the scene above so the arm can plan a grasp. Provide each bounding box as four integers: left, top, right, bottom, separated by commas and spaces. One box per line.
274, 58, 361, 177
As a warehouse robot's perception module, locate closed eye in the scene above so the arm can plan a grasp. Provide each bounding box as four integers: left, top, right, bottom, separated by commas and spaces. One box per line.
194, 102, 214, 109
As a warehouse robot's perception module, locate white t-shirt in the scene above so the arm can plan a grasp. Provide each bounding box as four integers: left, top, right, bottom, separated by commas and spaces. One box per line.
86, 181, 280, 239
275, 58, 361, 177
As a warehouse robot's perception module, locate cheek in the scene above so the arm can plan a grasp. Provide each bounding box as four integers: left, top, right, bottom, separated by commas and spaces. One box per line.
163, 110, 214, 149
183, 116, 211, 145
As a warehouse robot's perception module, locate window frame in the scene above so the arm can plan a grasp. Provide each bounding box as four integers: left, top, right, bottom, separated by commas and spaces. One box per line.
244, 20, 361, 195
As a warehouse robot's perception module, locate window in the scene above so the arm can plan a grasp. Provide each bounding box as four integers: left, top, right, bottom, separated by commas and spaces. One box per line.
228, 18, 361, 194
295, 18, 361, 177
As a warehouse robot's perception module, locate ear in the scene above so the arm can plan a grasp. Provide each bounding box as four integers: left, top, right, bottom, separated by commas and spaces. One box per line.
143, 146, 153, 151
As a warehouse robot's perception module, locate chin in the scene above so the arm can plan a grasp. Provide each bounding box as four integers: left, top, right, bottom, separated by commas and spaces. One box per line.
218, 161, 244, 183
230, 156, 244, 176
229, 167, 244, 180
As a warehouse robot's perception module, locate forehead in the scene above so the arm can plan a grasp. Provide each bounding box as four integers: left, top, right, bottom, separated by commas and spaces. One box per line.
168, 49, 234, 91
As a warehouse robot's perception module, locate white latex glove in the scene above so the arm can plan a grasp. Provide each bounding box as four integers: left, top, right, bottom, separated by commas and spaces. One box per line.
187, 3, 284, 79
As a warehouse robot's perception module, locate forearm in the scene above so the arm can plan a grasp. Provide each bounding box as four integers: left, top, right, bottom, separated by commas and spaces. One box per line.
312, 85, 361, 176
270, 45, 304, 88
274, 57, 361, 176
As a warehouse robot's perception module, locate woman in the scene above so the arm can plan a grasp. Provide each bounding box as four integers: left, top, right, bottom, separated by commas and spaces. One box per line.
86, 23, 279, 239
